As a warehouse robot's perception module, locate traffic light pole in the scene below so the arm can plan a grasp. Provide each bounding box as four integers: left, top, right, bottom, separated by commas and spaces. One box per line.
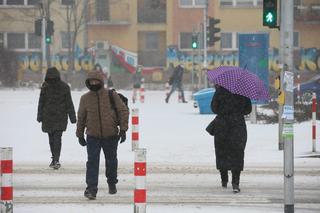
203, 0, 208, 88
281, 1, 294, 212
278, 0, 284, 151
41, 16, 47, 80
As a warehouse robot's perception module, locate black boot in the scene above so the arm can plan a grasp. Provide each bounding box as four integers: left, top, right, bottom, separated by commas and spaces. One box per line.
220, 169, 228, 188
108, 184, 117, 194
53, 160, 61, 170
84, 189, 96, 200
231, 170, 241, 193
49, 157, 54, 168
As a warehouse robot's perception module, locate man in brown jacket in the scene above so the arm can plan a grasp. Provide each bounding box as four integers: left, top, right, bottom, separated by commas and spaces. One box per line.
76, 71, 129, 200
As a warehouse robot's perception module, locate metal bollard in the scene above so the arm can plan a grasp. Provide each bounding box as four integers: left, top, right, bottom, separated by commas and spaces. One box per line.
134, 148, 146, 213
140, 79, 145, 103
0, 147, 13, 213
132, 108, 139, 151
312, 93, 316, 152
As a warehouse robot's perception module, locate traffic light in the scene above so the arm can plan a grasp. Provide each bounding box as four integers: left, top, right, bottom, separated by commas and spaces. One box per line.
191, 35, 198, 49
34, 19, 42, 36
263, 0, 277, 27
46, 19, 54, 44
207, 17, 221, 47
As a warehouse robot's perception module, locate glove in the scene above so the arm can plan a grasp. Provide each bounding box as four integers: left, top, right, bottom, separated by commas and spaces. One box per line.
119, 130, 126, 143
78, 137, 87, 146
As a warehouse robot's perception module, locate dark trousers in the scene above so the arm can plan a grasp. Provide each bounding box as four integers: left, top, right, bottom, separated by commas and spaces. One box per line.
48, 131, 63, 161
86, 135, 119, 194
166, 82, 186, 101
220, 169, 241, 185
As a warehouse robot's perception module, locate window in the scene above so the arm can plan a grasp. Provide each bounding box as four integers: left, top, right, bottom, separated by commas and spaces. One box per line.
145, 32, 159, 50
7, 33, 25, 49
0, 33, 4, 48
27, 0, 39, 5
220, 0, 261, 7
60, 31, 74, 49
95, 0, 109, 21
61, 0, 74, 5
220, 32, 232, 49
28, 33, 41, 49
293, 32, 299, 48
180, 0, 205, 7
7, 0, 24, 5
236, 0, 253, 7
180, 32, 192, 49
194, 0, 206, 6
0, 0, 3, 5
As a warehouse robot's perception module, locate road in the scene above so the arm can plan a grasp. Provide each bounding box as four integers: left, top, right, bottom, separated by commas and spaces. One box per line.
13, 164, 320, 212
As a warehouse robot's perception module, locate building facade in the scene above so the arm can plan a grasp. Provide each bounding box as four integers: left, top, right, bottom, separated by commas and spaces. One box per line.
0, 0, 88, 84
1, 0, 319, 86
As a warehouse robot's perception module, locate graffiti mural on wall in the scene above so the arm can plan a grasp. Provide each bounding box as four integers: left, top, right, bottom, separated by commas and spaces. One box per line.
167, 45, 320, 72
18, 52, 95, 73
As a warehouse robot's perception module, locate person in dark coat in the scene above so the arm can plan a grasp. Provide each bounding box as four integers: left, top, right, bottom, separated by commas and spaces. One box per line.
210, 85, 252, 193
37, 67, 76, 169
165, 63, 187, 103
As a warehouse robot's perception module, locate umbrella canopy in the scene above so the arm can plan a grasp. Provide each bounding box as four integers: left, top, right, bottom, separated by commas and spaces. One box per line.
207, 66, 270, 101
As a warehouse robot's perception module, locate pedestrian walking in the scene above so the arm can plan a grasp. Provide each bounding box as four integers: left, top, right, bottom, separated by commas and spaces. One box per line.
76, 70, 129, 200
165, 63, 187, 103
210, 85, 252, 193
37, 67, 76, 169
132, 65, 143, 103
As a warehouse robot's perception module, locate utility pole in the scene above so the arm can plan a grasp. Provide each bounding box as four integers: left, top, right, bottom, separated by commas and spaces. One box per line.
278, 0, 285, 151
203, 0, 208, 88
41, 2, 47, 80
281, 1, 295, 212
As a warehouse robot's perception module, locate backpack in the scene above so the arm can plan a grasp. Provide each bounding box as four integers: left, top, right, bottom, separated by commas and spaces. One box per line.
108, 89, 128, 125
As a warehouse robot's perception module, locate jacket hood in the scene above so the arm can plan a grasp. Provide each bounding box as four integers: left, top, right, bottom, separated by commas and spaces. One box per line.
45, 67, 60, 80
85, 70, 104, 89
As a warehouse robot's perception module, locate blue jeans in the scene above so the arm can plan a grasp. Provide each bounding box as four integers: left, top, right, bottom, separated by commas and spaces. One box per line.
86, 135, 119, 194
166, 82, 186, 101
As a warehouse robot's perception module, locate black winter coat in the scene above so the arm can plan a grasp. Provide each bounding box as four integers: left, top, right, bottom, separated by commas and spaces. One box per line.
37, 68, 76, 133
210, 86, 252, 171
171, 65, 184, 85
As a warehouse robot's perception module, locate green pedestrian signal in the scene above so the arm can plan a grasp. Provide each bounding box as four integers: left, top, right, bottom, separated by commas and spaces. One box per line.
191, 35, 198, 49
263, 0, 277, 28
45, 36, 52, 44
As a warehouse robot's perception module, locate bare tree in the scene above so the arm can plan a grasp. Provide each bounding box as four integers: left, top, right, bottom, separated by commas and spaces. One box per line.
53, 0, 91, 73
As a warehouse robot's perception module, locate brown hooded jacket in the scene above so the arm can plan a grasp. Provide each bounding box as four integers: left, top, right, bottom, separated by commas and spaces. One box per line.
76, 71, 129, 139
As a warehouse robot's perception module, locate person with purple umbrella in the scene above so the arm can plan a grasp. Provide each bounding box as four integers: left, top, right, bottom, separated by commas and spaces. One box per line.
210, 84, 252, 193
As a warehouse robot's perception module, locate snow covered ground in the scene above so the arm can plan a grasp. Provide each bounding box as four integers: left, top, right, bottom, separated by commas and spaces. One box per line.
1, 89, 320, 212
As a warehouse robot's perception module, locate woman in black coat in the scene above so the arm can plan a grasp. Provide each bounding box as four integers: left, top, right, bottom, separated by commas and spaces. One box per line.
210, 85, 252, 193
37, 67, 76, 169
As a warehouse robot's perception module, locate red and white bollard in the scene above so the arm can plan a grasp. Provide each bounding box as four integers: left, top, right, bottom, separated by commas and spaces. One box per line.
297, 74, 301, 103
0, 147, 13, 213
140, 78, 145, 103
133, 89, 138, 104
312, 93, 317, 152
134, 148, 147, 213
132, 108, 139, 151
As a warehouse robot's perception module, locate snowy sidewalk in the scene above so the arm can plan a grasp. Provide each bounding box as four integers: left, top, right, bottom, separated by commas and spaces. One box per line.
14, 164, 320, 213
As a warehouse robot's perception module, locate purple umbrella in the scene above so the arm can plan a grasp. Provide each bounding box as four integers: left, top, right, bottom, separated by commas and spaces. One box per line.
207, 66, 270, 101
